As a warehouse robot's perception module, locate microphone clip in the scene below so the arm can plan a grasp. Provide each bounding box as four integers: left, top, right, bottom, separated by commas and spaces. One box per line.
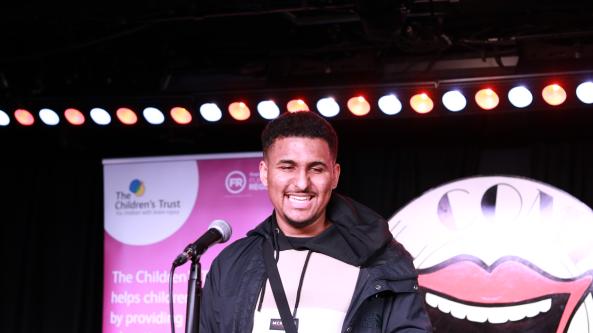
173, 244, 198, 267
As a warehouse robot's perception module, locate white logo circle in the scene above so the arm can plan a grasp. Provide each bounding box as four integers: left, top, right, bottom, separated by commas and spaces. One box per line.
225, 170, 247, 194
104, 161, 199, 246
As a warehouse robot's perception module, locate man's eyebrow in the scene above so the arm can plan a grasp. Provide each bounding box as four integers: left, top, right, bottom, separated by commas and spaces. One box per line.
308, 161, 328, 168
276, 159, 296, 165
275, 160, 328, 167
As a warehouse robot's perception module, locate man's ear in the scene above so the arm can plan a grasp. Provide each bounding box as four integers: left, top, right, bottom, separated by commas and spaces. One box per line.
259, 160, 268, 187
332, 163, 341, 189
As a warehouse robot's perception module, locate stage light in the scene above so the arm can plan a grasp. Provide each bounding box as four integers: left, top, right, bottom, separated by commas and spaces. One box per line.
410, 93, 434, 114
142, 107, 165, 125
257, 100, 280, 120
287, 99, 310, 112
542, 84, 567, 106
347, 96, 371, 116
116, 107, 138, 125
170, 107, 192, 124
39, 108, 60, 125
475, 88, 499, 110
378, 94, 402, 115
0, 109, 10, 126
64, 108, 85, 125
15, 109, 35, 126
442, 90, 466, 112
508, 86, 533, 108
228, 102, 251, 121
316, 97, 340, 117
90, 108, 111, 125
199, 103, 222, 122
576, 81, 593, 104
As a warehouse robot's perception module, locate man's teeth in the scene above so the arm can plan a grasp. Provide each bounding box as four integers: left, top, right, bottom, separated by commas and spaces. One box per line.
288, 195, 311, 201
425, 292, 552, 323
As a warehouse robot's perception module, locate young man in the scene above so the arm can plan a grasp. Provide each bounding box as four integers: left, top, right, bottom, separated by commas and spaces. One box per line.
200, 111, 432, 332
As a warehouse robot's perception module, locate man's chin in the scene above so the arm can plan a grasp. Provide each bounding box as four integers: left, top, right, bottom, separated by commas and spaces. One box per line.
286, 217, 316, 229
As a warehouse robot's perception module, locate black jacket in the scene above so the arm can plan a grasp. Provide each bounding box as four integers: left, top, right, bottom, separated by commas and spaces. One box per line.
200, 194, 433, 332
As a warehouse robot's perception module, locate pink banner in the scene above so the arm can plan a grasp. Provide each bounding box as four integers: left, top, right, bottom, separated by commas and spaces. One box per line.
102, 153, 272, 332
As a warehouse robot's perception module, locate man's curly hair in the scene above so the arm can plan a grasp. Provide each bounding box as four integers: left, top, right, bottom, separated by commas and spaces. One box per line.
261, 111, 338, 160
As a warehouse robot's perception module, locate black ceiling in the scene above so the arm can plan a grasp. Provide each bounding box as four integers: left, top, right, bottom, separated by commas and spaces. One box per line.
1, 0, 593, 100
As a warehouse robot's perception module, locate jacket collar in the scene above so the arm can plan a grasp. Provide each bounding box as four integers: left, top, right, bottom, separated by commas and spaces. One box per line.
248, 193, 393, 266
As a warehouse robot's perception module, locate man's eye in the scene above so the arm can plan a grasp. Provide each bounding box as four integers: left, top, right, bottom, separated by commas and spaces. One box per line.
279, 165, 294, 170
311, 167, 324, 173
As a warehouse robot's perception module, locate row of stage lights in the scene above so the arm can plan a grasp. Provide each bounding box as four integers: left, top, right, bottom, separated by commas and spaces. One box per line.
1, 81, 593, 127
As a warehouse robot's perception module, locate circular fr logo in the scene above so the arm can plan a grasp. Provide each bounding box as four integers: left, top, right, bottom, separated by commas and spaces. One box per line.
225, 171, 247, 194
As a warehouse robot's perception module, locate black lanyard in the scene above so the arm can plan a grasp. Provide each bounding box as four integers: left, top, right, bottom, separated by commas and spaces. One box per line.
262, 240, 313, 333
292, 250, 313, 318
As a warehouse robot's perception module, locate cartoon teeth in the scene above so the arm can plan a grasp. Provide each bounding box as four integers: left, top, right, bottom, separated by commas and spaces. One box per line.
425, 292, 552, 323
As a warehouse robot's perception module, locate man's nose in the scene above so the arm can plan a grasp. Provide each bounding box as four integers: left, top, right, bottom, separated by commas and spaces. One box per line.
294, 169, 310, 190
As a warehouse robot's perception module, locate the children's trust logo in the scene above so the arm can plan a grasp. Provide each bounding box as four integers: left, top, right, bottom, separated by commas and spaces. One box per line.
129, 179, 145, 197
105, 160, 198, 246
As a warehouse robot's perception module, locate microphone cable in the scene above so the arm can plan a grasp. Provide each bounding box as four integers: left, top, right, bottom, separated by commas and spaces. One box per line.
169, 264, 176, 333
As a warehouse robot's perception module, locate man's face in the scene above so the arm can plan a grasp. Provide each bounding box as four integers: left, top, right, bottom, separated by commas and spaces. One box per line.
259, 136, 340, 236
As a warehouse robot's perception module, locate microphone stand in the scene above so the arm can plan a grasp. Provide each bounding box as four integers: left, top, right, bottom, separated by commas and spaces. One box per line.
184, 257, 201, 333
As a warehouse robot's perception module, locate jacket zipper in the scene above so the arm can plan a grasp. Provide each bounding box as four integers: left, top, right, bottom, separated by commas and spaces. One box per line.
341, 269, 382, 332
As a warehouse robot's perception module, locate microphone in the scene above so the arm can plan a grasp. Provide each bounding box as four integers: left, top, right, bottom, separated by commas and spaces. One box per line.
172, 219, 232, 267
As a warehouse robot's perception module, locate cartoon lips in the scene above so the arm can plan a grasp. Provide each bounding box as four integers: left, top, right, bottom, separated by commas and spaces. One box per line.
418, 256, 593, 333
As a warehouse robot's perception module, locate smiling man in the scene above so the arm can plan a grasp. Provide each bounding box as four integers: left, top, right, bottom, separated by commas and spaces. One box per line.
259, 135, 339, 237
200, 111, 432, 333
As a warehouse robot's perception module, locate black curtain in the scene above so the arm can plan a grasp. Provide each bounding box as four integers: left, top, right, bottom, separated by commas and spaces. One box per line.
2, 155, 103, 333
2, 110, 593, 332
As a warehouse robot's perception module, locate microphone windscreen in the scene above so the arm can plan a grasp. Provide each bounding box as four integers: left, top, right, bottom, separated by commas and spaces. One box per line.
209, 219, 232, 242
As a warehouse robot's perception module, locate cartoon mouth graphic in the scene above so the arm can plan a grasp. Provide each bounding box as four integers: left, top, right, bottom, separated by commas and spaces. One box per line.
424, 292, 568, 332
418, 257, 593, 333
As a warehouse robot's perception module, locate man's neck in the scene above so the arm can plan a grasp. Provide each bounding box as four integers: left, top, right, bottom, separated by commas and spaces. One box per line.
277, 217, 330, 237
